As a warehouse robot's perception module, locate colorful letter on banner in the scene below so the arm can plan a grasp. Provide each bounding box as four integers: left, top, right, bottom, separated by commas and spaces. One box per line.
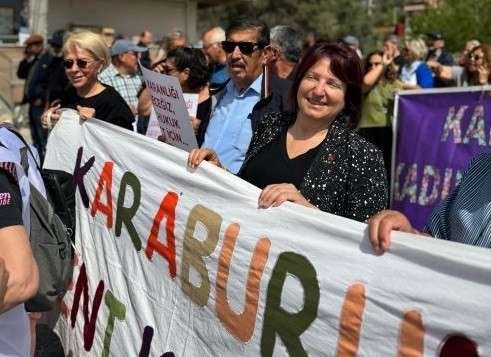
392, 87, 491, 229
44, 112, 491, 356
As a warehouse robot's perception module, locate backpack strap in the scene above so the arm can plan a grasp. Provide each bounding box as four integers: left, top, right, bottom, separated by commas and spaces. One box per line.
0, 123, 41, 172
19, 146, 29, 172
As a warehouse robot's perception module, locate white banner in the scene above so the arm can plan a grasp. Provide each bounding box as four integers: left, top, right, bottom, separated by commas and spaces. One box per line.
44, 113, 491, 356
141, 66, 197, 151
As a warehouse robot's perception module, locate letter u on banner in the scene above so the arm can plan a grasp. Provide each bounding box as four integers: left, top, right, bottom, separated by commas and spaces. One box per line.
216, 223, 271, 342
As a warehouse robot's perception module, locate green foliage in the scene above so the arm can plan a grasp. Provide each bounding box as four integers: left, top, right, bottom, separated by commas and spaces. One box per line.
198, 0, 406, 52
410, 0, 491, 52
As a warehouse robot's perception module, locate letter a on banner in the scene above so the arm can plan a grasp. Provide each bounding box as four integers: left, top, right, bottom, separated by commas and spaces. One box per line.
91, 161, 114, 228
145, 192, 178, 278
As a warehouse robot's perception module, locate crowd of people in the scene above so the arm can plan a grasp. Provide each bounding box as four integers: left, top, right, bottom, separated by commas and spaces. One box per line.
0, 16, 490, 356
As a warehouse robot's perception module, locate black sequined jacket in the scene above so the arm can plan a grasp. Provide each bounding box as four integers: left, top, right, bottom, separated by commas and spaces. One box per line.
238, 112, 388, 222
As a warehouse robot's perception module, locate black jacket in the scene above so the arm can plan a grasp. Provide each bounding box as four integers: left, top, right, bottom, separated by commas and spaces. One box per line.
199, 71, 291, 145
17, 56, 38, 80
427, 48, 454, 66
239, 112, 388, 222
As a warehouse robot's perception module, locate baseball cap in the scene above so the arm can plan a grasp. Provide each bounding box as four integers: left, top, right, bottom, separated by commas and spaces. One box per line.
111, 39, 148, 56
25, 34, 44, 46
427, 32, 444, 40
48, 30, 65, 48
342, 35, 359, 48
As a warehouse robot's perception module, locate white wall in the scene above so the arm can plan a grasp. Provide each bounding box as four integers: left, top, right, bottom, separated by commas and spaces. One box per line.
47, 0, 197, 42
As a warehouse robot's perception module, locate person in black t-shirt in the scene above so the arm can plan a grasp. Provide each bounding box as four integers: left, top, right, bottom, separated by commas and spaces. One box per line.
41, 31, 134, 131
0, 167, 39, 355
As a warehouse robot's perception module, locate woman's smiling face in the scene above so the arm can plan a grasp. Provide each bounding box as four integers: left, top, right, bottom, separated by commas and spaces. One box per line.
64, 46, 101, 93
296, 57, 346, 124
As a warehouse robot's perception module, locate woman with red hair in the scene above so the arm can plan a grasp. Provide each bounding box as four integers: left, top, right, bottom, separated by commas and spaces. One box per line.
188, 42, 388, 222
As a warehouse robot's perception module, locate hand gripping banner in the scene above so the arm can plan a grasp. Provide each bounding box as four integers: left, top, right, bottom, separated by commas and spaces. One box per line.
44, 111, 491, 356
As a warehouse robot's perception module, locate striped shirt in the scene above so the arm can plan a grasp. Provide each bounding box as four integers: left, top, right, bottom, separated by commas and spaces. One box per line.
98, 64, 143, 111
424, 153, 491, 247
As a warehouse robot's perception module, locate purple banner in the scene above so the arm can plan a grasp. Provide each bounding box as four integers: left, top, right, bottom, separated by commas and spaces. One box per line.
391, 89, 491, 230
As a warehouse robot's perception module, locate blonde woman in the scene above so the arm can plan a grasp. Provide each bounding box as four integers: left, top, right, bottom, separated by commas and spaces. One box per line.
42, 31, 134, 130
400, 38, 434, 89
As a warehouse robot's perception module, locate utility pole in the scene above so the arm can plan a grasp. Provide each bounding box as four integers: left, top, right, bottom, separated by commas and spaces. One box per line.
28, 0, 48, 37
367, 0, 373, 16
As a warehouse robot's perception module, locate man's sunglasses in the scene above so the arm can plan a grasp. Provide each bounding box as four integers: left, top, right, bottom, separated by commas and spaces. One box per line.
221, 41, 263, 55
63, 59, 93, 69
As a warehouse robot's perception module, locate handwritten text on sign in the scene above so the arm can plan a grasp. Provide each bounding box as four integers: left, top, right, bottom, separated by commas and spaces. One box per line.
141, 65, 197, 151
392, 88, 491, 229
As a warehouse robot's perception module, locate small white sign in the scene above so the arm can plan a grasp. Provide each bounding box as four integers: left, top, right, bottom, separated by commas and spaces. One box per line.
141, 65, 198, 151
183, 93, 199, 117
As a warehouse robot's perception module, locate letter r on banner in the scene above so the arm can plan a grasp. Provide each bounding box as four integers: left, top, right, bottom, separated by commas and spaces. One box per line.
91, 161, 114, 228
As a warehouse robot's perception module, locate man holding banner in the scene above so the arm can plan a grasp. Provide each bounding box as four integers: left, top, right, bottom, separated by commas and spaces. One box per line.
201, 18, 291, 174
370, 152, 491, 253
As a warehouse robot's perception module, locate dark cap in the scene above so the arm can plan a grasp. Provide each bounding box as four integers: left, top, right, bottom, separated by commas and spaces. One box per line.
111, 39, 148, 56
342, 35, 359, 48
48, 30, 65, 47
427, 32, 444, 40
25, 34, 44, 46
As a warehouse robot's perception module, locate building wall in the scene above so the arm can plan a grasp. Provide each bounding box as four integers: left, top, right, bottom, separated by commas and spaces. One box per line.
47, 0, 197, 42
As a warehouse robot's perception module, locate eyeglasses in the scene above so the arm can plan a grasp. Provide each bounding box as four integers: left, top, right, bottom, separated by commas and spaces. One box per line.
221, 41, 263, 55
469, 54, 484, 61
164, 64, 178, 74
63, 58, 95, 69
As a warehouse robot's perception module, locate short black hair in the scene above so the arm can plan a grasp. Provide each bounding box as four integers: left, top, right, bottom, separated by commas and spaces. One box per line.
225, 18, 269, 47
166, 47, 211, 91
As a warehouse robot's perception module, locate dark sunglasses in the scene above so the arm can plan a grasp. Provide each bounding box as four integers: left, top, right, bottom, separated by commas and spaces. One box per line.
63, 59, 92, 69
469, 54, 484, 61
221, 41, 263, 55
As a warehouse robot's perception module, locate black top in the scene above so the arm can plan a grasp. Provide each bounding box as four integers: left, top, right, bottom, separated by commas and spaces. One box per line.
239, 112, 388, 222
46, 56, 69, 104
196, 96, 212, 147
240, 128, 322, 189
137, 42, 151, 69
17, 57, 38, 80
0, 169, 23, 229
60, 85, 134, 130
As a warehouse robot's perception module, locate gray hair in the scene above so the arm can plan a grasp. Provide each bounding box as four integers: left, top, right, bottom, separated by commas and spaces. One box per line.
203, 26, 225, 43
270, 25, 303, 63
384, 34, 400, 46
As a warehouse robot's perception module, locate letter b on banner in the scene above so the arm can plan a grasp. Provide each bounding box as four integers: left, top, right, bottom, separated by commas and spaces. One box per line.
180, 204, 221, 306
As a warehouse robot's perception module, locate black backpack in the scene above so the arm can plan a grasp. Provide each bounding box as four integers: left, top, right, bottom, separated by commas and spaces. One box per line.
0, 124, 73, 312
